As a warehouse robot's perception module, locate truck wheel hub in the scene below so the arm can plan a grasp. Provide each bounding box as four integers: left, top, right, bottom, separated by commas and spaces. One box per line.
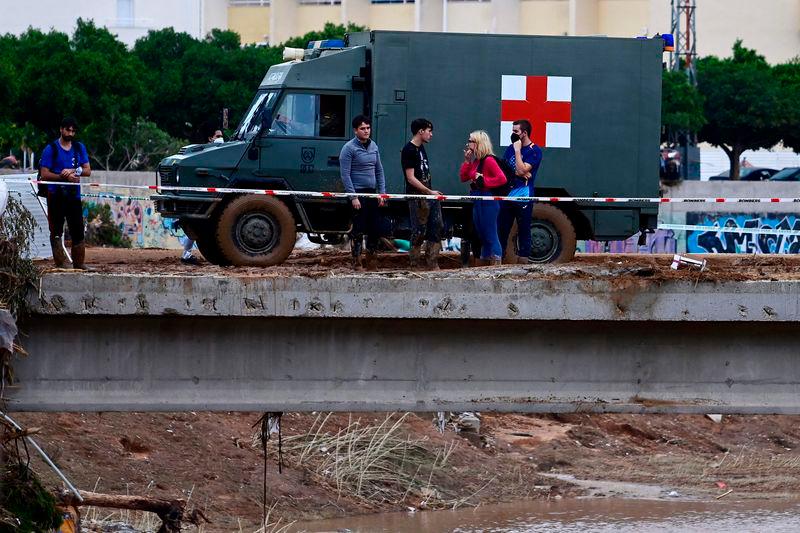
529, 221, 558, 263
235, 213, 278, 254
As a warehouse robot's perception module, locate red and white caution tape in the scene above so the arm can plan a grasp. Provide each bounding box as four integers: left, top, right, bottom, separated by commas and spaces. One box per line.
6, 176, 800, 204
659, 223, 800, 237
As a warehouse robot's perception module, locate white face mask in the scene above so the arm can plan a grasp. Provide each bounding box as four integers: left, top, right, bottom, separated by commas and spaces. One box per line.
212, 137, 224, 144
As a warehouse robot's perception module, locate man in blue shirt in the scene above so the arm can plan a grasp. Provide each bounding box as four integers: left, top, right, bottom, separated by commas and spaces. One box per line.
40, 117, 92, 269
340, 115, 386, 270
499, 119, 542, 263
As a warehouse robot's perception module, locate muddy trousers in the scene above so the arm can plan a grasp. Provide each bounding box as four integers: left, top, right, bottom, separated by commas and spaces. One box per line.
472, 193, 502, 260
350, 188, 381, 256
498, 200, 534, 258
409, 199, 443, 246
47, 192, 84, 245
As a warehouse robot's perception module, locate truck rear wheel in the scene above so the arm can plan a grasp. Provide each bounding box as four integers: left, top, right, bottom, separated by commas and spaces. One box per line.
216, 195, 296, 266
528, 204, 577, 264
196, 234, 230, 266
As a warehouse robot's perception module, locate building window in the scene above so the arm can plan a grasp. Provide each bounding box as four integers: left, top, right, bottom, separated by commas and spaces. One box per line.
298, 0, 342, 4
117, 0, 134, 27
371, 0, 415, 4
229, 0, 271, 5
448, 0, 490, 2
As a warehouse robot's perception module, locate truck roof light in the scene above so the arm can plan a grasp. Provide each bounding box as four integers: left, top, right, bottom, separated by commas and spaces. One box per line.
307, 39, 345, 49
661, 33, 675, 52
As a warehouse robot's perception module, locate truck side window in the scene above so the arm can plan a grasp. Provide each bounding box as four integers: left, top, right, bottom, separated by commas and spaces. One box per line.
319, 94, 346, 138
271, 93, 316, 137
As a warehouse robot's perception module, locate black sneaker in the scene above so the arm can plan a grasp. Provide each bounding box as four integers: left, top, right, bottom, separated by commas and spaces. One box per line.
180, 256, 200, 265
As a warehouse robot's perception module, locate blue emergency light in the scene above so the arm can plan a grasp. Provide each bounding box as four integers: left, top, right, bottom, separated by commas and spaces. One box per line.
307, 39, 346, 49
661, 33, 675, 52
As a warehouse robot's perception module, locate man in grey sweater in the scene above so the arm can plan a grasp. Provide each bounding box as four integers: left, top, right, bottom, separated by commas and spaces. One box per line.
340, 115, 386, 270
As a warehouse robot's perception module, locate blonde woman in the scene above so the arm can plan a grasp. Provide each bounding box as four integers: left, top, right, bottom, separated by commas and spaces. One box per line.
459, 130, 507, 264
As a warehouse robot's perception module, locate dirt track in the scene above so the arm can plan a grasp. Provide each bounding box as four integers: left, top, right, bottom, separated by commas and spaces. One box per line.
37, 247, 800, 283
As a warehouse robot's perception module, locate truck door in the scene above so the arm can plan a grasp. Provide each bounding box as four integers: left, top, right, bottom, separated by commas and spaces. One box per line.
256, 91, 349, 192
374, 103, 407, 194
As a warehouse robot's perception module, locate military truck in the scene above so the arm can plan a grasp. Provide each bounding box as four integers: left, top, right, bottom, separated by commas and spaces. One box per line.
154, 30, 664, 266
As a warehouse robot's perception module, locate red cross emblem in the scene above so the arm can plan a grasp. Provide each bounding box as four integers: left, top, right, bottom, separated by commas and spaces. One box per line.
501, 75, 572, 148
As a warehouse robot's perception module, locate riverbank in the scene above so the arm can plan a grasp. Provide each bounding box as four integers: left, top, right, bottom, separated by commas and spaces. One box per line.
12, 411, 800, 531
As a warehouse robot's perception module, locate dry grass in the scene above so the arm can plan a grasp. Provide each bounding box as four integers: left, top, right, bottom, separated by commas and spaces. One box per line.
261, 412, 460, 508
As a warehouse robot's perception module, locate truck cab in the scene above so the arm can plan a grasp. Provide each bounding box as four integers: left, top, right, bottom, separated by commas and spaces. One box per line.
154, 31, 665, 266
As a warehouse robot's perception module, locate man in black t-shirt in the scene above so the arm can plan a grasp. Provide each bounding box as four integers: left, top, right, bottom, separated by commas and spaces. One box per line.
401, 118, 443, 270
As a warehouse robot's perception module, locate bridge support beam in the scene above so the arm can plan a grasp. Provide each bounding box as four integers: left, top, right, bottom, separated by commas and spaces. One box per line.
8, 315, 800, 413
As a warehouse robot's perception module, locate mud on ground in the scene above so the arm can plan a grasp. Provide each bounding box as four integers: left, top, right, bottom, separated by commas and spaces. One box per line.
12, 412, 800, 531
37, 247, 800, 283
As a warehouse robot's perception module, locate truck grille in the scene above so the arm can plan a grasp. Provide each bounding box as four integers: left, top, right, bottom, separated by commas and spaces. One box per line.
158, 165, 177, 186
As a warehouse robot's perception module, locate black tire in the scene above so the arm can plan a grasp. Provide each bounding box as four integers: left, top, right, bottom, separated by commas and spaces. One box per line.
527, 204, 577, 264
195, 232, 231, 266
216, 195, 296, 266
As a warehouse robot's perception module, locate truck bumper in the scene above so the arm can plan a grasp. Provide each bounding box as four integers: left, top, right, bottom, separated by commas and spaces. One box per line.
152, 194, 221, 219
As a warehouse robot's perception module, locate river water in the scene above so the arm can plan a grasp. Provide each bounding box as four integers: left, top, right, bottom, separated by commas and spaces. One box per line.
290, 498, 800, 532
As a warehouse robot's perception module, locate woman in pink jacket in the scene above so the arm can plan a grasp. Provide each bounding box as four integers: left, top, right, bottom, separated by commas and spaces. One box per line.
460, 130, 507, 265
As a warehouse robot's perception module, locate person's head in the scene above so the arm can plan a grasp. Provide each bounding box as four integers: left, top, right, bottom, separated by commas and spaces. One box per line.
410, 118, 433, 143
468, 130, 494, 160
352, 115, 371, 142
208, 129, 224, 144
512, 119, 532, 143
60, 117, 78, 142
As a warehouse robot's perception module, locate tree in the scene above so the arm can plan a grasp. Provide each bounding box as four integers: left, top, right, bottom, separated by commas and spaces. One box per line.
774, 58, 800, 153
661, 69, 705, 144
697, 41, 783, 180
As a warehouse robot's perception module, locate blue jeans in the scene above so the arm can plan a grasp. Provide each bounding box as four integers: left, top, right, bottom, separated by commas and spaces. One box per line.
472, 192, 502, 260
498, 199, 534, 258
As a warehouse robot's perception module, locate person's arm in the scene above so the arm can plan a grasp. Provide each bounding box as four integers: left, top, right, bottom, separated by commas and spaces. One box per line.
339, 143, 359, 209
374, 149, 386, 206
404, 168, 440, 195
460, 161, 477, 182
78, 142, 91, 178
39, 145, 72, 182
481, 157, 508, 188
513, 142, 533, 177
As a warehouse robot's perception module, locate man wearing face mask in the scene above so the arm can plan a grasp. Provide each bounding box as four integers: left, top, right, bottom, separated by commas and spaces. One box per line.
499, 119, 542, 263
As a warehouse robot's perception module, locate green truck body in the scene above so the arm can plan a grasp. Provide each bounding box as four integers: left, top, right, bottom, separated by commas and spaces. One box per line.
154, 30, 663, 266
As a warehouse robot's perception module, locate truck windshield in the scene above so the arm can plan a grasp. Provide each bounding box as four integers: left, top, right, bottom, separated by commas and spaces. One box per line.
233, 90, 278, 141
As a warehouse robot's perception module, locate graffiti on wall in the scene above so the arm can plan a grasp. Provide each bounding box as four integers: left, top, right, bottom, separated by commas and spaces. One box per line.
580, 229, 677, 254
83, 195, 182, 249
686, 213, 800, 254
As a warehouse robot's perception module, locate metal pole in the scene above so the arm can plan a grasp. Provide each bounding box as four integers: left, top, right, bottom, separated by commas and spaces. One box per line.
1, 411, 83, 502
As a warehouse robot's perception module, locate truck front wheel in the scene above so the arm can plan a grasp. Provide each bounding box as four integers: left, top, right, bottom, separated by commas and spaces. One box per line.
216, 196, 296, 266
528, 204, 577, 264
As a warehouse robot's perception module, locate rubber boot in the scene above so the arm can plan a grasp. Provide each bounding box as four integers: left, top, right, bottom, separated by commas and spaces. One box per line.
50, 236, 70, 268
425, 242, 441, 271
351, 238, 364, 271
409, 244, 422, 270
71, 242, 91, 271
488, 258, 502, 267
364, 251, 378, 271
460, 240, 471, 268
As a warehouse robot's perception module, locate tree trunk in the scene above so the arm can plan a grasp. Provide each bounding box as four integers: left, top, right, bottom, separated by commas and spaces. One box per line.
721, 144, 742, 180
60, 491, 186, 533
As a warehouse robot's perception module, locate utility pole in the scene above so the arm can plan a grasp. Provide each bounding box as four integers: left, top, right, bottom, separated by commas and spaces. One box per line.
670, 0, 697, 85
667, 0, 699, 180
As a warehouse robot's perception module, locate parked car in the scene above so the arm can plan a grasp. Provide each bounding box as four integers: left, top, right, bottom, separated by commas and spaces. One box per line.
768, 167, 800, 181
709, 167, 778, 181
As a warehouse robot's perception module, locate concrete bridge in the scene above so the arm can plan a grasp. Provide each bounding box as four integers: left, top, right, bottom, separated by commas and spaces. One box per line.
7, 264, 800, 414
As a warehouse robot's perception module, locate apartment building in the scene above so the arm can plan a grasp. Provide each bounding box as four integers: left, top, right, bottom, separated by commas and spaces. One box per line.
2, 1, 798, 64
2, 0, 228, 46
228, 0, 800, 63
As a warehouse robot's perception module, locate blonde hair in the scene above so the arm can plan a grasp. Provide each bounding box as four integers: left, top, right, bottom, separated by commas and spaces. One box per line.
470, 130, 494, 160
